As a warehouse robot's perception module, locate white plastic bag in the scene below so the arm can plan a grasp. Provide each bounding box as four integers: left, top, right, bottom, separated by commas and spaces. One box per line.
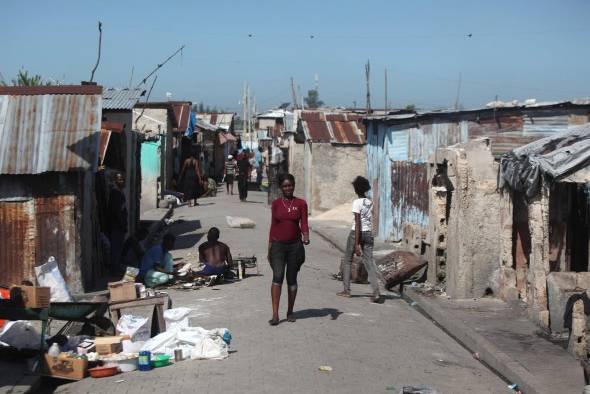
116, 315, 150, 342
164, 307, 191, 330
226, 216, 256, 229
0, 321, 42, 350
140, 326, 231, 360
34, 256, 73, 302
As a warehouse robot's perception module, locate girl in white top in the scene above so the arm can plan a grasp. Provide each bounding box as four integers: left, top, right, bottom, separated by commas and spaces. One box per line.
337, 176, 382, 303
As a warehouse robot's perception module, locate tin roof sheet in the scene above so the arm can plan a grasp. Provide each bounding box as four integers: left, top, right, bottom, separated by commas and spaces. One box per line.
300, 111, 365, 144
0, 87, 102, 174
102, 88, 145, 110
197, 113, 235, 132
171, 102, 191, 132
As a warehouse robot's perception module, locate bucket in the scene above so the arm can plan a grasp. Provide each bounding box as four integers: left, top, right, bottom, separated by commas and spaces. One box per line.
138, 351, 151, 371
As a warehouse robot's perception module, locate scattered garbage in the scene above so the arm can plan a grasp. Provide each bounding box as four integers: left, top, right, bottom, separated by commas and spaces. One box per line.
375, 251, 427, 291
226, 216, 256, 229
163, 307, 191, 331
116, 315, 150, 342
508, 383, 522, 393
141, 327, 231, 360
318, 365, 333, 372
35, 256, 73, 302
399, 385, 442, 394
472, 352, 480, 360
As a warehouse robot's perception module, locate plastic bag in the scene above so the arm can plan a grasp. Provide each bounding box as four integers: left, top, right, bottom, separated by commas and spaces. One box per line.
34, 256, 73, 302
116, 314, 150, 342
164, 307, 191, 330
140, 327, 231, 360
226, 216, 256, 229
123, 266, 139, 282
0, 321, 42, 350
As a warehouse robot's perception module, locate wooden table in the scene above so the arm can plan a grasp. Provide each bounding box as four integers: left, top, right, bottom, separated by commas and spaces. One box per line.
108, 295, 168, 336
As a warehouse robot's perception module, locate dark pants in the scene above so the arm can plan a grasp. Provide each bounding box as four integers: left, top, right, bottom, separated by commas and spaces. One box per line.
269, 240, 305, 289
256, 166, 263, 187
237, 173, 248, 201
110, 229, 126, 273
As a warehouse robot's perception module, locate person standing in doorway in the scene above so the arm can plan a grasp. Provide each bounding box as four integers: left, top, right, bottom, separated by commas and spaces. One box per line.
268, 173, 310, 326
108, 172, 128, 275
237, 150, 251, 202
179, 152, 203, 207
337, 176, 383, 303
224, 155, 237, 195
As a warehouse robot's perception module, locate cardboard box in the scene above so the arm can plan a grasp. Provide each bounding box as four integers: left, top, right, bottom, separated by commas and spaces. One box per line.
18, 286, 50, 308
108, 281, 137, 302
44, 354, 88, 380
95, 336, 123, 355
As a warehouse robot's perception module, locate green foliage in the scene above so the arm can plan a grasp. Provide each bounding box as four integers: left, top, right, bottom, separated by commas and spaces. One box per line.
0, 69, 53, 86
304, 89, 324, 109
405, 104, 416, 111
192, 102, 219, 113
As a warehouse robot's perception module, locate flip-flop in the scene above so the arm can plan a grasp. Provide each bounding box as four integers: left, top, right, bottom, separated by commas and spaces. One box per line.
286, 314, 296, 323
268, 318, 279, 326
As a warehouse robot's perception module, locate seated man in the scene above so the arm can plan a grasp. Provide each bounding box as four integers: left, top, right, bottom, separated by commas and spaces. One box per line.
139, 233, 176, 287
197, 228, 233, 277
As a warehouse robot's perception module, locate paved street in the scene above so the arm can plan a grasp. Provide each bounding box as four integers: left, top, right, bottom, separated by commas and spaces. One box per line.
57, 190, 506, 394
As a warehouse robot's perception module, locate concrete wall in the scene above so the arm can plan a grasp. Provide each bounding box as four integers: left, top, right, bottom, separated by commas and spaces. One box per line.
290, 142, 305, 199
427, 139, 502, 299
310, 143, 366, 213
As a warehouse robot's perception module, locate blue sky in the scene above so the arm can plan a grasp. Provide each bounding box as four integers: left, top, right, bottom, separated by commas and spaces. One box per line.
2, 0, 590, 111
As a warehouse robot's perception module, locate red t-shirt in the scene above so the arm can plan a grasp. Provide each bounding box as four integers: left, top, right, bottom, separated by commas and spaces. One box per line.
269, 197, 309, 242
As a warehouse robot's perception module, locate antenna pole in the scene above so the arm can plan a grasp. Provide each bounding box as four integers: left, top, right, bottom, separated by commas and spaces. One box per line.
90, 21, 103, 82
384, 67, 388, 112
454, 72, 462, 110
291, 77, 298, 110
365, 60, 371, 113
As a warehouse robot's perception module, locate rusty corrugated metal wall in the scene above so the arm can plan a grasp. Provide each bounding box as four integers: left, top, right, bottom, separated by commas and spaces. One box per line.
391, 162, 428, 239
0, 195, 78, 288
0, 200, 36, 286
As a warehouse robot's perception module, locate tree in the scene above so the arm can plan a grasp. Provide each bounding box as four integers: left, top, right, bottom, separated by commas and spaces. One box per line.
304, 89, 324, 109
0, 69, 52, 86
405, 104, 416, 111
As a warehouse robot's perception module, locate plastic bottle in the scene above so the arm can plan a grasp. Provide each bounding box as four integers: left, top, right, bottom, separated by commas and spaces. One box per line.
48, 343, 60, 356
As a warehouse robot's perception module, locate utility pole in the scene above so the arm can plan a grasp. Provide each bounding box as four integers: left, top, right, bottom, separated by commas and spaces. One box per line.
291, 77, 299, 110
242, 84, 247, 138
365, 60, 371, 113
251, 95, 256, 149
298, 85, 305, 110
454, 72, 462, 110
384, 67, 388, 112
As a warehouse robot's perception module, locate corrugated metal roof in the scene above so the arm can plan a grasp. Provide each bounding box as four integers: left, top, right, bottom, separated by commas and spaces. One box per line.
198, 113, 235, 131
300, 111, 365, 144
196, 118, 218, 132
102, 88, 145, 110
0, 88, 102, 174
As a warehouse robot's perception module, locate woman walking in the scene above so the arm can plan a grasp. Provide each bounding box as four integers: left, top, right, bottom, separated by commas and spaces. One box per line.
337, 176, 382, 303
268, 173, 310, 325
179, 152, 203, 207
224, 155, 236, 195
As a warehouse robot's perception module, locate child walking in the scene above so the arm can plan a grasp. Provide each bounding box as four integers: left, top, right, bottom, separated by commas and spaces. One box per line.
337, 176, 383, 303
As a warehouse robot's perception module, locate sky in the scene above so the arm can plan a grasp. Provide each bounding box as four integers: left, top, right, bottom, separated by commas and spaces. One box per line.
2, 0, 590, 112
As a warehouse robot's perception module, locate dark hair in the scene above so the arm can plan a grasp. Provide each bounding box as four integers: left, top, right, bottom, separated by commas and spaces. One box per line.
352, 176, 371, 196
207, 227, 220, 241
163, 233, 176, 243
278, 173, 295, 186
258, 146, 263, 152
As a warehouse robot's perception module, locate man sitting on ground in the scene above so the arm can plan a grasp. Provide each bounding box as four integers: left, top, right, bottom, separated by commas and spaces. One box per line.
139, 233, 176, 287
197, 227, 233, 277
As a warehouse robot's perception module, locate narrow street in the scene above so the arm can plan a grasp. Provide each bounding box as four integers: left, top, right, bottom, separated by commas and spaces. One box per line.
59, 191, 506, 394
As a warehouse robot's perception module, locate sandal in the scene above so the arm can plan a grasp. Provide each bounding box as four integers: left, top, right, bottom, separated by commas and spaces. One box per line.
286, 314, 296, 323
268, 318, 279, 326
336, 291, 351, 298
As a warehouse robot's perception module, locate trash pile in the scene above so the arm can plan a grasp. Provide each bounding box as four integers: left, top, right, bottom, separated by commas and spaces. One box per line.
0, 256, 232, 382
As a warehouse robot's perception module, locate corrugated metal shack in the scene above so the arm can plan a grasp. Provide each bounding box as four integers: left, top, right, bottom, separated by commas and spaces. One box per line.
364, 101, 590, 242
197, 113, 237, 181
0, 85, 103, 293
293, 110, 367, 213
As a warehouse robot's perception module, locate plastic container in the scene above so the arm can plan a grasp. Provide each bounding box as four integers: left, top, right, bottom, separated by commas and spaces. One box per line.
88, 366, 119, 378
116, 356, 139, 372
48, 343, 60, 357
151, 354, 171, 368
138, 351, 151, 371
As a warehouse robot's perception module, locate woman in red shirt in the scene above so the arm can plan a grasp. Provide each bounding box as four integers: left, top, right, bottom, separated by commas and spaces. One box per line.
268, 173, 310, 326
